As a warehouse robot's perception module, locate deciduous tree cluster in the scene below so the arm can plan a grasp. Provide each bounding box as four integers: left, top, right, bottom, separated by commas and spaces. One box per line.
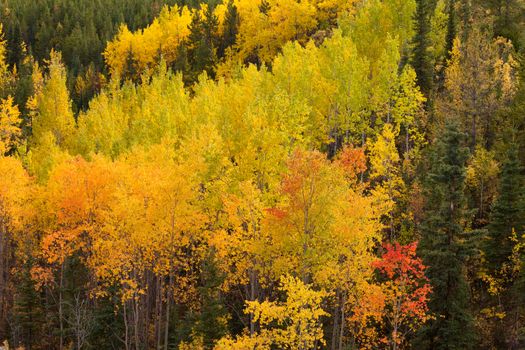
1, 0, 525, 349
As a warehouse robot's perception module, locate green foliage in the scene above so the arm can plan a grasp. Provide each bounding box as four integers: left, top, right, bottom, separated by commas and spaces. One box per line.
416, 121, 477, 349
218, 0, 239, 58
186, 5, 219, 84
412, 0, 436, 95
485, 143, 525, 272
0, 0, 524, 349
12, 260, 45, 350
0, 0, 182, 75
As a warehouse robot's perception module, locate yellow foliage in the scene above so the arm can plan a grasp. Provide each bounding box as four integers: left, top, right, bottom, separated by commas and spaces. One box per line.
440, 28, 519, 145
104, 5, 193, 77
481, 229, 525, 296
0, 96, 21, 155
216, 275, 328, 350
369, 124, 403, 214
27, 51, 76, 180
88, 142, 208, 304
0, 156, 32, 234
0, 24, 14, 93
105, 0, 364, 79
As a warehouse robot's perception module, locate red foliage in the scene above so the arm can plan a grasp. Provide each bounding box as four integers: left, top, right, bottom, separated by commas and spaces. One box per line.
373, 241, 431, 319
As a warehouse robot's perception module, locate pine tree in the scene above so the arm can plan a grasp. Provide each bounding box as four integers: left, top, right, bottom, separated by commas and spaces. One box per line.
415, 121, 477, 349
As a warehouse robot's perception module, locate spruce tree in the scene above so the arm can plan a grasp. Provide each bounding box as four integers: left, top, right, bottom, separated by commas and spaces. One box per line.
187, 5, 218, 84
218, 0, 239, 58
412, 0, 435, 95
478, 139, 525, 349
123, 47, 138, 82
193, 255, 229, 347
173, 40, 191, 85
415, 121, 477, 349
444, 0, 457, 59
485, 142, 525, 273
12, 260, 44, 350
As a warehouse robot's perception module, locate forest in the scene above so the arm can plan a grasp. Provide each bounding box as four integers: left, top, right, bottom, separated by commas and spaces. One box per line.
0, 0, 524, 349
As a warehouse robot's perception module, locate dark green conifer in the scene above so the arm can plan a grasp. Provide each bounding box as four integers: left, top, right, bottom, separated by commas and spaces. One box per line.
218, 0, 239, 58
187, 5, 218, 83
12, 260, 44, 350
412, 0, 435, 95
416, 121, 477, 349
485, 143, 525, 272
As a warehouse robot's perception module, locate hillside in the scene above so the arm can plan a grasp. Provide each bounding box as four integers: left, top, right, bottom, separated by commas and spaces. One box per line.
1, 0, 525, 349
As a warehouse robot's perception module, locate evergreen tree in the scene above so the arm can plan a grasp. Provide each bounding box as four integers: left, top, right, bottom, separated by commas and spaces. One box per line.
12, 261, 44, 350
507, 60, 525, 164
123, 46, 138, 82
193, 255, 229, 348
416, 121, 477, 349
218, 0, 239, 58
485, 142, 525, 273
444, 0, 457, 59
187, 5, 218, 84
412, 0, 435, 95
172, 40, 190, 84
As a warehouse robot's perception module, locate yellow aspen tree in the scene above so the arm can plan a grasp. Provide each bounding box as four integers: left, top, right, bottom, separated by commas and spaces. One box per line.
75, 69, 191, 158
88, 142, 208, 349
313, 0, 359, 25
391, 66, 426, 155
0, 24, 13, 95
0, 97, 22, 156
27, 50, 75, 180
347, 0, 413, 73
261, 148, 386, 348
227, 0, 317, 65
317, 30, 370, 150
215, 275, 329, 350
0, 26, 22, 157
429, 0, 449, 68
465, 146, 500, 220
29, 50, 75, 149
104, 5, 193, 78
0, 156, 33, 334
368, 124, 404, 240
31, 155, 117, 350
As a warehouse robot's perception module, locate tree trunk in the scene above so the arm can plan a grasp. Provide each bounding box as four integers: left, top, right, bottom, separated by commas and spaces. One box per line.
331, 292, 339, 350
249, 269, 257, 336
59, 263, 64, 350
164, 272, 172, 350
338, 292, 346, 350
156, 276, 162, 350
0, 219, 7, 339
134, 293, 140, 350
124, 301, 130, 350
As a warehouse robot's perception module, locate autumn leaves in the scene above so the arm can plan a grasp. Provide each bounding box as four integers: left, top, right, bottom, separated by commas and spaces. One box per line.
0, 0, 438, 347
